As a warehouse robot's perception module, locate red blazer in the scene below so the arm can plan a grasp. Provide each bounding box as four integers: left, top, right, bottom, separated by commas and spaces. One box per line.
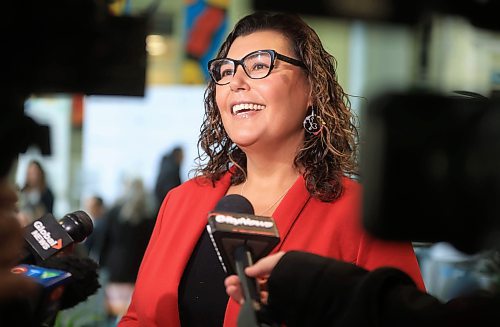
119, 172, 425, 327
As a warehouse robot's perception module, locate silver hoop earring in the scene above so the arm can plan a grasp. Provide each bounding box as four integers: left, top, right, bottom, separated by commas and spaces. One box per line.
303, 107, 325, 136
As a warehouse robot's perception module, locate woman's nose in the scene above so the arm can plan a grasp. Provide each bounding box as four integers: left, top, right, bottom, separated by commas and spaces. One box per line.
229, 64, 250, 90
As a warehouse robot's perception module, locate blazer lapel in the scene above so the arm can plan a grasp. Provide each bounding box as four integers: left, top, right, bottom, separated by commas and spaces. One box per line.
271, 175, 311, 252
186, 173, 233, 252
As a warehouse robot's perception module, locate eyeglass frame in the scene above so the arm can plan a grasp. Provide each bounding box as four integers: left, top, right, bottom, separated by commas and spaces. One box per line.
207, 49, 307, 85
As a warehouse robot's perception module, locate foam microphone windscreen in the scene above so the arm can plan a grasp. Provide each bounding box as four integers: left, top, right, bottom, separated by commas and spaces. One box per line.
38, 254, 100, 310
214, 194, 255, 214
58, 210, 94, 243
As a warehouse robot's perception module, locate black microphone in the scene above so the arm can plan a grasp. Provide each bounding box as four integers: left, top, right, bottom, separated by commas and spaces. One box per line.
207, 194, 280, 327
22, 211, 94, 264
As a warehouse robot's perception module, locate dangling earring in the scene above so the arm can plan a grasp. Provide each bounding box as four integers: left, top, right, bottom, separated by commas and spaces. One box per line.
303, 106, 325, 136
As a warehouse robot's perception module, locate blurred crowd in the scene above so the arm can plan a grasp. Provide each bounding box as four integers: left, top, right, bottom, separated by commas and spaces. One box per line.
5, 147, 184, 326
81, 178, 156, 325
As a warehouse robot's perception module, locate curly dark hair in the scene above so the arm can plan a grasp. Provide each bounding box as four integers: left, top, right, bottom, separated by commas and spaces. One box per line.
195, 11, 359, 202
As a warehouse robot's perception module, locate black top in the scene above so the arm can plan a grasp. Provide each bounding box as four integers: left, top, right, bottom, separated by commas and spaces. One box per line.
99, 206, 155, 282
154, 154, 181, 209
41, 187, 54, 214
178, 229, 229, 326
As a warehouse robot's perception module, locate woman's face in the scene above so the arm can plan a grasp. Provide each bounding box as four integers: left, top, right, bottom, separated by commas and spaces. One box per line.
26, 163, 42, 186
215, 30, 311, 152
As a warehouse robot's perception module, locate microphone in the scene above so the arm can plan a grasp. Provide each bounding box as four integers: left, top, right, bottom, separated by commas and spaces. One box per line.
22, 210, 94, 264
37, 254, 100, 310
9, 248, 100, 326
10, 263, 73, 326
207, 195, 280, 275
207, 194, 280, 327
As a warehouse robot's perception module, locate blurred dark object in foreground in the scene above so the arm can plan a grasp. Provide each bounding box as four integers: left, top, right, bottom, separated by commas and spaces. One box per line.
253, 0, 500, 31
0, 111, 51, 178
362, 90, 500, 254
1, 0, 149, 175
3, 0, 148, 98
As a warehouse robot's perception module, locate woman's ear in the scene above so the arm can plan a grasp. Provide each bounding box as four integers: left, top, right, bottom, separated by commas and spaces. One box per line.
307, 96, 313, 109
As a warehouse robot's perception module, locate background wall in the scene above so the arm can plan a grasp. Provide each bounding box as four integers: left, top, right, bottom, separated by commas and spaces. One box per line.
81, 85, 205, 205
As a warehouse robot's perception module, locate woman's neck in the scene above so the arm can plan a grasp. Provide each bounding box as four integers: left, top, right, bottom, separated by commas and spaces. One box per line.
237, 159, 301, 216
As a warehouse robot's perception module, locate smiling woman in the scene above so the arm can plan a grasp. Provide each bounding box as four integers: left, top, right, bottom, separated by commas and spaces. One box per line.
118, 11, 425, 327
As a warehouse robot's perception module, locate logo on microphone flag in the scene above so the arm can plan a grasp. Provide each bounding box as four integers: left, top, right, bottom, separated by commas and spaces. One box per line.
24, 213, 74, 260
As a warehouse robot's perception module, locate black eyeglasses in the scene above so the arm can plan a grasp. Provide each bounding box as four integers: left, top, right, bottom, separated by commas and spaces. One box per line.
207, 49, 306, 85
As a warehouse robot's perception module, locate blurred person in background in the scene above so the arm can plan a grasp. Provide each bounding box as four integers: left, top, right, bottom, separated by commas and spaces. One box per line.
83, 195, 108, 264
153, 146, 184, 211
99, 178, 155, 325
19, 160, 54, 224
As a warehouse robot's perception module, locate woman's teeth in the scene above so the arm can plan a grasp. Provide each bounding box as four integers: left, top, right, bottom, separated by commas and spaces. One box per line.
232, 103, 266, 115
